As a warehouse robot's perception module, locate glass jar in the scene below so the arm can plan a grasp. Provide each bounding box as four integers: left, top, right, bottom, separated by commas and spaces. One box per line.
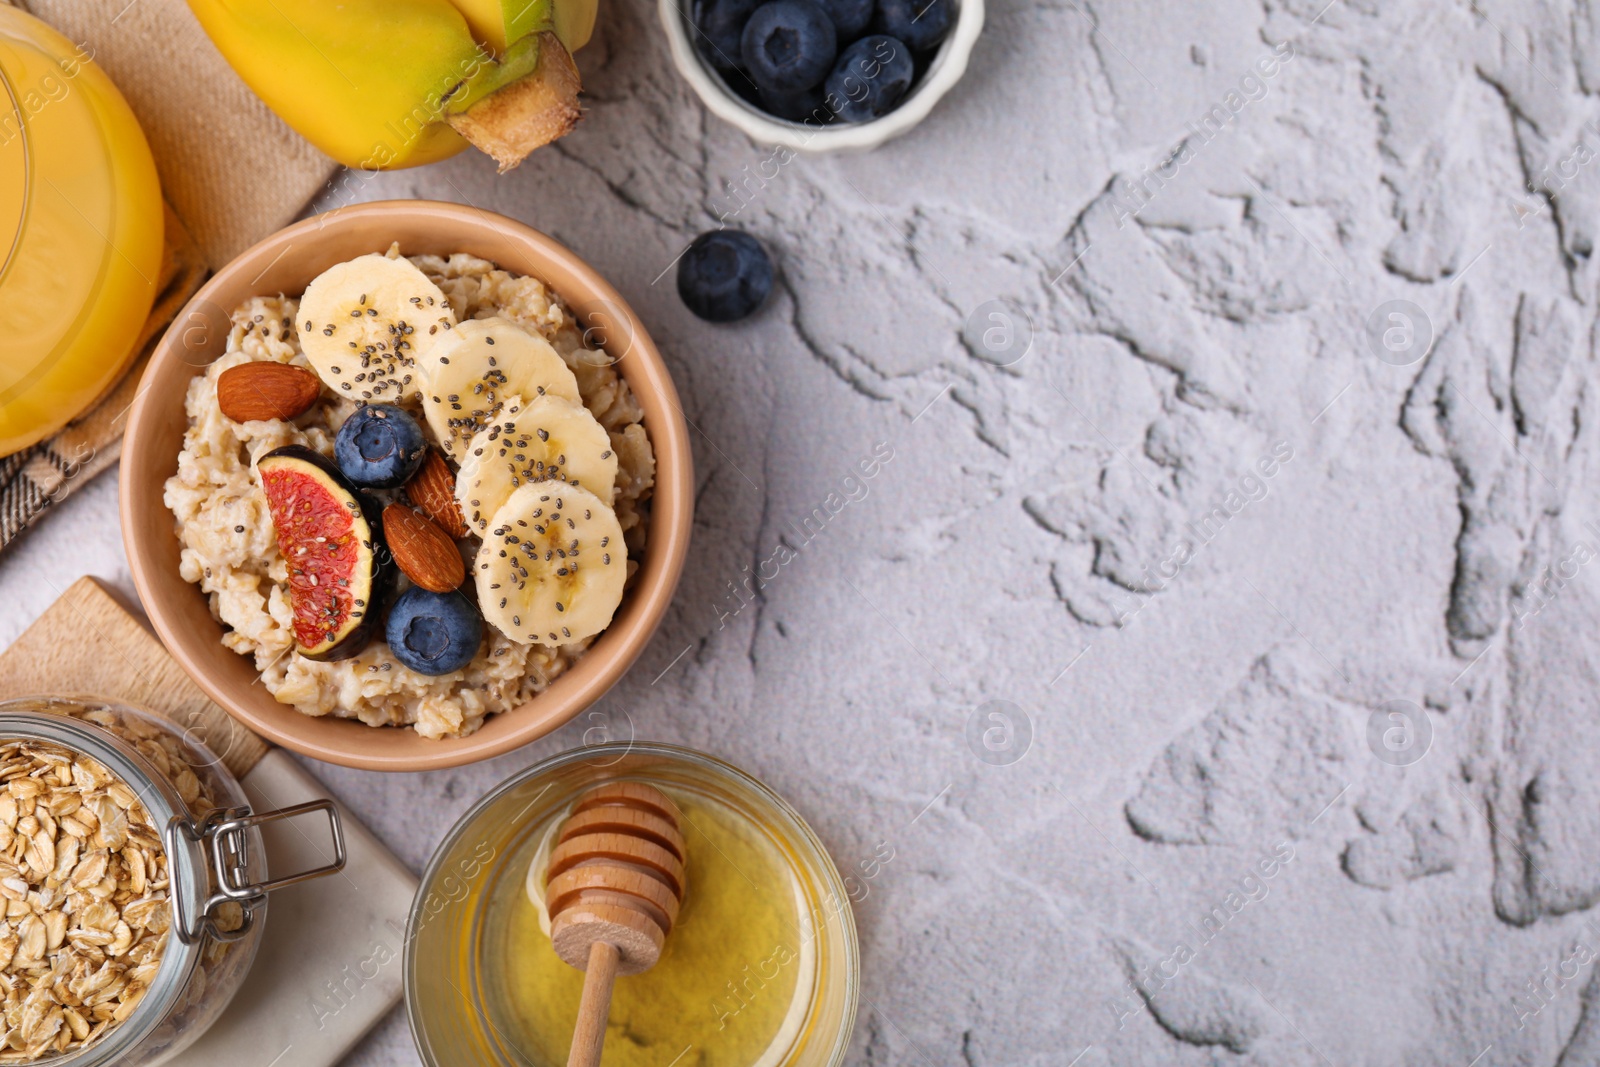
406, 742, 859, 1067
0, 696, 346, 1065
0, 8, 164, 457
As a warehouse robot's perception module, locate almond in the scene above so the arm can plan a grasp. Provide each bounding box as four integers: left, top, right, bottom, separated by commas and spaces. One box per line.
405, 450, 470, 539
382, 504, 465, 593
215, 362, 321, 423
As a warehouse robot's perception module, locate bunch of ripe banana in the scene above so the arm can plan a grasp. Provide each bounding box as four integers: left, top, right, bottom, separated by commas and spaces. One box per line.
185, 0, 598, 171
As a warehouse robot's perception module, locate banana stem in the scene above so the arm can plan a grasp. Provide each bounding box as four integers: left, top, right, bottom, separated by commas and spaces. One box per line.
441, 31, 549, 115
445, 31, 582, 172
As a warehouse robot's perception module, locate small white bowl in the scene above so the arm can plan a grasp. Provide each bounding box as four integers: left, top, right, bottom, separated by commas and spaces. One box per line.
660, 0, 983, 152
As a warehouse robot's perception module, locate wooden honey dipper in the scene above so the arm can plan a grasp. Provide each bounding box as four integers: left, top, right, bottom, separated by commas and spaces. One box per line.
545, 782, 686, 1067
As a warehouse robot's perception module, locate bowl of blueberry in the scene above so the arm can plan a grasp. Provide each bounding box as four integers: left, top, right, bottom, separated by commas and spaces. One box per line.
663, 0, 982, 150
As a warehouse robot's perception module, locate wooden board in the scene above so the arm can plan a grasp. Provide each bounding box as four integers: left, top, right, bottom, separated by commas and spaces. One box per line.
0, 576, 270, 777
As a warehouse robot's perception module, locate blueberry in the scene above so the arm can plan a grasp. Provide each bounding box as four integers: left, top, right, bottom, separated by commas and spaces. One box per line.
385, 587, 482, 675
693, 0, 763, 71
741, 0, 837, 93
678, 231, 775, 322
760, 84, 831, 123
334, 404, 426, 488
825, 35, 914, 122
817, 0, 874, 40
728, 71, 768, 109
873, 0, 950, 52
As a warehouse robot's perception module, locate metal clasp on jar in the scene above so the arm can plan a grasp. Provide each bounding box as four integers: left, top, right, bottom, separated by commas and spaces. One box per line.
164, 799, 348, 944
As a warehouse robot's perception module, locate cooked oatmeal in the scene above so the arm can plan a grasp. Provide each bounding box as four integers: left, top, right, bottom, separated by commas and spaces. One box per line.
163, 251, 655, 739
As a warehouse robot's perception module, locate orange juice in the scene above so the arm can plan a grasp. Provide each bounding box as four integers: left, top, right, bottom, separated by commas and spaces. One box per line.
0, 9, 163, 457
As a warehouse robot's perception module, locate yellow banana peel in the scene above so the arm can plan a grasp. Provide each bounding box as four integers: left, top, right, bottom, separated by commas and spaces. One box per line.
452, 0, 597, 55
184, 0, 595, 171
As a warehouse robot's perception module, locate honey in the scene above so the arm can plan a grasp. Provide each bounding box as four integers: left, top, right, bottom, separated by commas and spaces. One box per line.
407, 744, 858, 1067
493, 791, 812, 1066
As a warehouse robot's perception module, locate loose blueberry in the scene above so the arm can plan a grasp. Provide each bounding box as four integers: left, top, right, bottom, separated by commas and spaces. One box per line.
334, 404, 427, 488
385, 587, 482, 676
760, 84, 831, 123
825, 35, 914, 122
872, 0, 951, 52
741, 0, 837, 93
677, 231, 775, 323
693, 0, 764, 71
817, 0, 874, 40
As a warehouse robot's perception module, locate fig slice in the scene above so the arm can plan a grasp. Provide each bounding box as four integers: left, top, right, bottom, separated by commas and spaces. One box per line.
256, 445, 395, 660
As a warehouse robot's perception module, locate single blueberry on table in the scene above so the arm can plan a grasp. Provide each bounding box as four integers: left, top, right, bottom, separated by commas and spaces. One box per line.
334, 404, 427, 488
873, 0, 952, 52
385, 587, 482, 676
741, 0, 837, 93
816, 0, 874, 40
825, 35, 914, 122
677, 230, 775, 323
693, 0, 764, 71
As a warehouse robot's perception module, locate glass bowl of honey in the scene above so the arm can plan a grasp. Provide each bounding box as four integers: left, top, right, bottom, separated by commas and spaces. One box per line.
405, 743, 859, 1067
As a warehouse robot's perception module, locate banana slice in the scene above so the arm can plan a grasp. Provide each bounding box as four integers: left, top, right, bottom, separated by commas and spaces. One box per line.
296, 253, 456, 403
456, 394, 618, 535
475, 481, 627, 646
419, 317, 583, 461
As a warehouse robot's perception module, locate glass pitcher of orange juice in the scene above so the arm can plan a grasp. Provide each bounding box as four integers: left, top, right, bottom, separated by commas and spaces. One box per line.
0, 8, 163, 457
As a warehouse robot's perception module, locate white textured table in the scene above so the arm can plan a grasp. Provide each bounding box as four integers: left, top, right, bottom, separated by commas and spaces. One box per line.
9, 0, 1600, 1062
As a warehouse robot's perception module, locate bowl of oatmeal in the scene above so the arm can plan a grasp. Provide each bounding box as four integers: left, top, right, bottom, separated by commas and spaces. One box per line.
121, 201, 693, 771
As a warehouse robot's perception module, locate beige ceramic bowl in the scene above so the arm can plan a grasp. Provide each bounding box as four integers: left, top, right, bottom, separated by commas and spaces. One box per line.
121, 200, 693, 772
